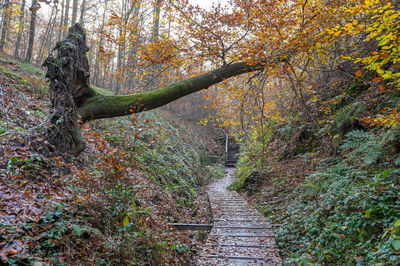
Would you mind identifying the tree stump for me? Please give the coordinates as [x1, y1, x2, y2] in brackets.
[44, 23, 93, 156]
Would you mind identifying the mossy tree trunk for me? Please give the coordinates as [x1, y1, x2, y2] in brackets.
[44, 24, 263, 156]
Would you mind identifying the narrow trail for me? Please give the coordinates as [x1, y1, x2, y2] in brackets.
[194, 168, 282, 265]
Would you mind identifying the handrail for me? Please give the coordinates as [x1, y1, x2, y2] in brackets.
[218, 128, 228, 161]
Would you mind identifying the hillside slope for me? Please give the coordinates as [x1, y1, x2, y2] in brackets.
[231, 70, 400, 264]
[0, 54, 223, 265]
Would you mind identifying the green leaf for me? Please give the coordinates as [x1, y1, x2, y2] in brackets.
[391, 239, 400, 251]
[395, 220, 400, 227]
[123, 216, 129, 227]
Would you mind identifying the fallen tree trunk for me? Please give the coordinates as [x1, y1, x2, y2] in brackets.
[44, 24, 264, 156]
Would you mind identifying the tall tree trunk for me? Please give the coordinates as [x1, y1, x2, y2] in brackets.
[0, 1, 11, 53]
[38, 6, 55, 61]
[93, 1, 107, 87]
[14, 0, 26, 58]
[58, 0, 65, 42]
[71, 0, 78, 25]
[114, 26, 124, 94]
[24, 0, 38, 63]
[46, 12, 57, 57]
[79, 0, 85, 24]
[145, 0, 161, 90]
[127, 3, 141, 91]
[115, 0, 135, 95]
[63, 0, 70, 38]
[151, 0, 160, 42]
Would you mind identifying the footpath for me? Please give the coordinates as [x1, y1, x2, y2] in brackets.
[194, 168, 282, 265]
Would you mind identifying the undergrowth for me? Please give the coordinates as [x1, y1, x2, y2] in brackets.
[276, 129, 400, 264]
[0, 55, 222, 264]
[234, 127, 400, 264]
[232, 82, 400, 263]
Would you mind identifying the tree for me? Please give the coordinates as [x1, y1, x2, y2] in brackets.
[79, 0, 85, 24]
[114, 0, 139, 94]
[62, 0, 70, 38]
[24, 0, 38, 63]
[71, 0, 78, 25]
[44, 24, 263, 155]
[43, 0, 395, 157]
[14, 0, 26, 59]
[57, 0, 65, 42]
[0, 0, 11, 53]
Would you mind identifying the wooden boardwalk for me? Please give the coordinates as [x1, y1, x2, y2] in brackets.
[194, 168, 281, 265]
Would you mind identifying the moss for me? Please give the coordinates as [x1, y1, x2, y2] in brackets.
[76, 23, 86, 34]
[60, 44, 73, 50]
[67, 32, 82, 40]
[18, 63, 45, 76]
[80, 81, 194, 120]
[80, 61, 262, 121]
[90, 85, 114, 96]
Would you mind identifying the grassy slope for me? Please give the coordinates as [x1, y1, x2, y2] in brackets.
[0, 55, 223, 265]
[231, 76, 400, 264]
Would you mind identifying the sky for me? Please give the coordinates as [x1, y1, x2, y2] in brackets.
[191, 0, 229, 9]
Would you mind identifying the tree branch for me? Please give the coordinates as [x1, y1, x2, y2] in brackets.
[79, 61, 263, 121]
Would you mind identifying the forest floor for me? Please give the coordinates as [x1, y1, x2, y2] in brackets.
[0, 54, 225, 264]
[195, 168, 281, 265]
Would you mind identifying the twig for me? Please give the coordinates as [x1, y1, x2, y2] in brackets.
[0, 84, 10, 122]
[0, 118, 48, 138]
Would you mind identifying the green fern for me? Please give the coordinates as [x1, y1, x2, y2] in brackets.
[340, 130, 398, 166]
[341, 130, 380, 165]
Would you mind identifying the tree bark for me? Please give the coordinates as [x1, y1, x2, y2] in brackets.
[44, 24, 263, 156]
[71, 0, 78, 25]
[126, 3, 141, 90]
[114, 0, 137, 95]
[0, 1, 11, 53]
[14, 0, 26, 58]
[47, 11, 58, 57]
[93, 0, 108, 87]
[58, 0, 65, 42]
[63, 0, 70, 38]
[79, 0, 85, 24]
[38, 6, 55, 61]
[78, 62, 261, 121]
[24, 0, 38, 63]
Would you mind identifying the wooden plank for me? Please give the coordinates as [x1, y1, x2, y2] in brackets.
[214, 225, 272, 229]
[204, 244, 272, 248]
[170, 223, 213, 231]
[212, 234, 274, 237]
[213, 219, 268, 222]
[202, 255, 265, 260]
[200, 254, 280, 262]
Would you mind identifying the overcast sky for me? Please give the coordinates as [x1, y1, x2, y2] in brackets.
[192, 0, 229, 9]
